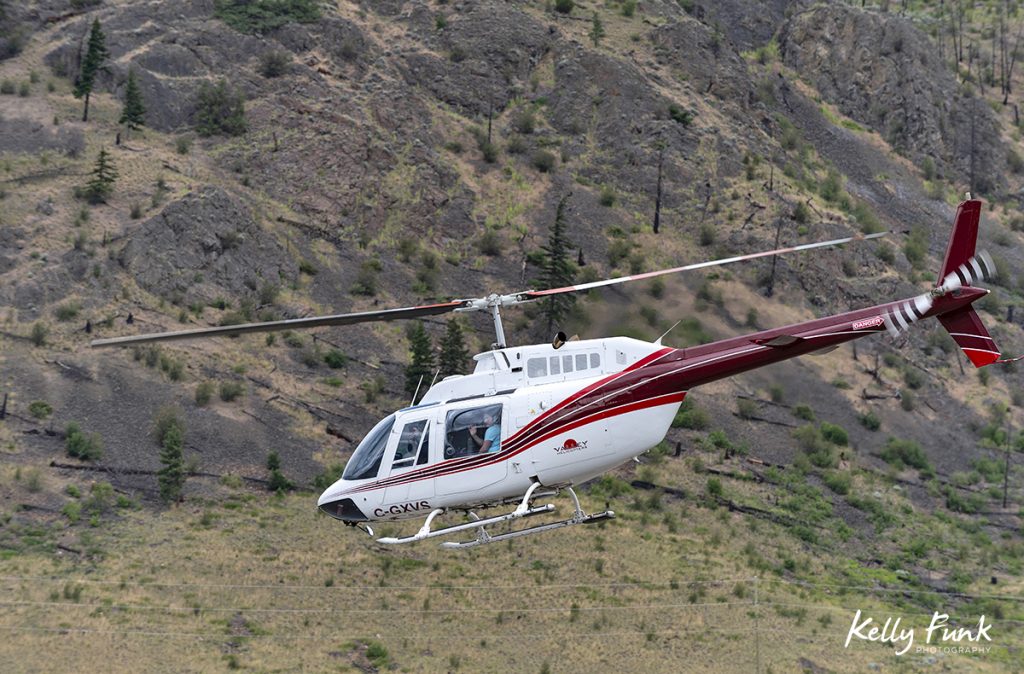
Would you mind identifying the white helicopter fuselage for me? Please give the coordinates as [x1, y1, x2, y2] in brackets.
[317, 337, 682, 522]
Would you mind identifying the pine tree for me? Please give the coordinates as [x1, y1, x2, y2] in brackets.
[438, 318, 470, 378]
[540, 194, 576, 334]
[83, 148, 117, 204]
[73, 19, 109, 122]
[157, 419, 186, 503]
[404, 321, 435, 401]
[119, 68, 146, 133]
[589, 12, 605, 46]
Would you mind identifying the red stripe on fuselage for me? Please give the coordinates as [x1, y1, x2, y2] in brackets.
[343, 391, 686, 494]
[337, 347, 676, 495]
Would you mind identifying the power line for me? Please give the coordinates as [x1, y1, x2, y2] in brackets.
[4, 574, 1022, 603]
[0, 599, 758, 615]
[0, 575, 754, 592]
[0, 624, 823, 642]
[6, 597, 1022, 625]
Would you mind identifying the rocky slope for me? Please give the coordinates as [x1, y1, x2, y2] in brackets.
[2, 4, 1024, 669]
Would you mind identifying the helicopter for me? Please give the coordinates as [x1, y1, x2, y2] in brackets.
[91, 198, 1001, 548]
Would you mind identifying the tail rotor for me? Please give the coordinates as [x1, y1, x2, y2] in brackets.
[882, 250, 995, 338]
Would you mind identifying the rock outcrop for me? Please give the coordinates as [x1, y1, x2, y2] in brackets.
[779, 4, 1006, 193]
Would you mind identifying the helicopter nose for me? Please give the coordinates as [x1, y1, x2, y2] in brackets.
[317, 481, 370, 522]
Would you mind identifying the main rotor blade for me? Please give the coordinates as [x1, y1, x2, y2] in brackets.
[89, 301, 468, 348]
[517, 231, 888, 300]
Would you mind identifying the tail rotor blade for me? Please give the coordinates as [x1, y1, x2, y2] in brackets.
[937, 249, 995, 295]
[883, 292, 934, 338]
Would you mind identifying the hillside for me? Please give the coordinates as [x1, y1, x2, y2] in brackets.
[2, 0, 1024, 671]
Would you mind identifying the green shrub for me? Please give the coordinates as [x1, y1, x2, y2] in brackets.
[65, 422, 103, 461]
[54, 299, 79, 319]
[903, 367, 925, 390]
[672, 398, 709, 430]
[62, 501, 82, 523]
[30, 322, 48, 346]
[513, 109, 535, 134]
[792, 425, 836, 468]
[531, 149, 556, 173]
[823, 470, 852, 495]
[820, 422, 848, 446]
[219, 381, 245, 402]
[668, 104, 694, 126]
[214, 0, 320, 34]
[195, 381, 214, 406]
[792, 201, 809, 224]
[195, 79, 246, 137]
[0, 79, 13, 95]
[28, 401, 53, 419]
[313, 464, 345, 489]
[706, 477, 723, 498]
[903, 227, 928, 270]
[819, 169, 844, 203]
[365, 641, 390, 669]
[858, 410, 880, 431]
[899, 388, 915, 411]
[554, 0, 574, 13]
[1009, 148, 1024, 174]
[479, 229, 502, 256]
[880, 437, 930, 470]
[599, 185, 616, 207]
[324, 349, 348, 369]
[506, 135, 527, 154]
[258, 50, 290, 78]
[737, 398, 758, 420]
[921, 157, 936, 180]
[351, 259, 380, 296]
[793, 404, 815, 421]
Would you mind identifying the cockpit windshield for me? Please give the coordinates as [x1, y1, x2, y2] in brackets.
[342, 414, 396, 481]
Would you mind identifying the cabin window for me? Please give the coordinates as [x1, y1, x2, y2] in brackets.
[343, 414, 395, 480]
[562, 355, 573, 373]
[392, 420, 428, 470]
[444, 404, 503, 459]
[416, 428, 430, 465]
[576, 354, 587, 371]
[527, 357, 547, 378]
[590, 353, 600, 369]
[549, 356, 561, 375]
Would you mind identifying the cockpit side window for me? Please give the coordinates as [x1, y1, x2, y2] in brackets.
[444, 404, 503, 459]
[392, 420, 427, 471]
[342, 415, 395, 480]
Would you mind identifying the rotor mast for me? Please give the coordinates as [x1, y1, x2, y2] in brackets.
[458, 294, 525, 349]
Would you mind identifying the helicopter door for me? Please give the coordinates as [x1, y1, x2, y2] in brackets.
[436, 401, 508, 497]
[383, 415, 436, 505]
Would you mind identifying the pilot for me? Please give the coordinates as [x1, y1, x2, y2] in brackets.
[469, 413, 501, 454]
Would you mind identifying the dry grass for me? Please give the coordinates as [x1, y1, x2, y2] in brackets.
[1, 456, 1021, 673]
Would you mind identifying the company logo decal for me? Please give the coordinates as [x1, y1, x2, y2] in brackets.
[852, 316, 884, 330]
[554, 438, 588, 454]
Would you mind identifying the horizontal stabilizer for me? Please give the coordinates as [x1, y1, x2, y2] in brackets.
[938, 307, 1000, 368]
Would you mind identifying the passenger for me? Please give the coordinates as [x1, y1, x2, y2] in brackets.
[469, 414, 500, 454]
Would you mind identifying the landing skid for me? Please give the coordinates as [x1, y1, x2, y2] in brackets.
[376, 482, 614, 548]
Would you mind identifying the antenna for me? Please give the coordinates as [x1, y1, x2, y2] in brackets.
[410, 374, 424, 407]
[655, 319, 683, 346]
